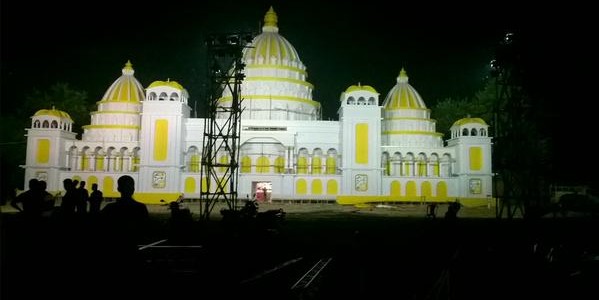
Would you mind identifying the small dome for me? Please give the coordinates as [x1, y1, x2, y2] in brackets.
[382, 68, 426, 109]
[345, 84, 378, 94]
[243, 7, 303, 66]
[100, 60, 144, 103]
[452, 117, 488, 127]
[148, 80, 185, 90]
[34, 107, 72, 121]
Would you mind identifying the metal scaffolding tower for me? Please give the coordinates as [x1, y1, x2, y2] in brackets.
[199, 32, 254, 221]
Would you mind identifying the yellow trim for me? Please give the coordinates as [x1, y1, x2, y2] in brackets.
[384, 107, 430, 112]
[81, 154, 88, 171]
[433, 162, 440, 176]
[190, 154, 200, 172]
[103, 177, 116, 198]
[95, 156, 105, 171]
[403, 162, 411, 176]
[148, 80, 184, 90]
[297, 157, 308, 174]
[246, 64, 306, 75]
[274, 156, 285, 174]
[201, 177, 208, 193]
[264, 6, 278, 27]
[384, 117, 436, 122]
[469, 147, 483, 171]
[422, 181, 432, 198]
[184, 177, 196, 193]
[132, 156, 139, 172]
[241, 156, 251, 173]
[102, 79, 142, 103]
[406, 181, 417, 197]
[312, 179, 322, 195]
[153, 119, 168, 161]
[82, 125, 140, 129]
[296, 179, 307, 195]
[219, 155, 229, 172]
[453, 117, 488, 126]
[34, 108, 73, 121]
[256, 156, 270, 173]
[36, 139, 50, 164]
[312, 156, 322, 174]
[87, 176, 98, 193]
[244, 77, 314, 89]
[391, 181, 401, 196]
[437, 181, 448, 198]
[326, 157, 336, 174]
[218, 95, 320, 107]
[345, 84, 378, 94]
[135, 193, 181, 204]
[382, 130, 443, 137]
[91, 110, 139, 115]
[355, 123, 369, 164]
[326, 179, 338, 195]
[418, 160, 427, 176]
[337, 195, 492, 207]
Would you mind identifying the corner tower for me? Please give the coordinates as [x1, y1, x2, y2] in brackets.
[339, 84, 382, 196]
[23, 108, 76, 192]
[447, 118, 493, 199]
[138, 80, 190, 202]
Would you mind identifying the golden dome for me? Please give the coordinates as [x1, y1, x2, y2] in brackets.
[243, 7, 303, 66]
[100, 60, 144, 102]
[148, 80, 184, 90]
[34, 107, 72, 121]
[345, 84, 378, 93]
[452, 117, 488, 126]
[382, 68, 426, 110]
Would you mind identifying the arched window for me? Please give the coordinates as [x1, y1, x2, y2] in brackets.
[471, 128, 478, 136]
[357, 97, 366, 105]
[148, 92, 157, 101]
[51, 120, 58, 128]
[480, 128, 486, 136]
[33, 120, 40, 128]
[42, 120, 49, 128]
[159, 92, 168, 101]
[347, 97, 355, 105]
[170, 92, 179, 101]
[368, 97, 376, 105]
[462, 128, 469, 136]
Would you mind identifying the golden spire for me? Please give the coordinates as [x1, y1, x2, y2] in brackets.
[124, 60, 133, 70]
[264, 6, 278, 27]
[397, 67, 409, 83]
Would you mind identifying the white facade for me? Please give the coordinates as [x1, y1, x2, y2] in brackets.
[22, 8, 493, 206]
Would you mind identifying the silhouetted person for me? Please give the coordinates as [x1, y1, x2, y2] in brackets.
[60, 178, 77, 216]
[76, 180, 89, 215]
[426, 203, 438, 219]
[444, 200, 462, 220]
[38, 180, 55, 215]
[89, 183, 103, 215]
[11, 179, 43, 217]
[99, 175, 149, 294]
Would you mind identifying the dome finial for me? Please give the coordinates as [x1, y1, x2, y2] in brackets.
[122, 60, 135, 75]
[397, 67, 409, 83]
[264, 6, 278, 28]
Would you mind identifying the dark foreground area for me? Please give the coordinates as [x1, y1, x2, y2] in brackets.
[2, 211, 598, 299]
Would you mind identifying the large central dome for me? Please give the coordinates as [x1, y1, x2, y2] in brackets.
[219, 7, 320, 121]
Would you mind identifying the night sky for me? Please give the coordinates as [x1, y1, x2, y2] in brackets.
[2, 0, 597, 185]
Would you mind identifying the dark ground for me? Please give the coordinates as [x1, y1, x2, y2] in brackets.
[2, 210, 598, 299]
